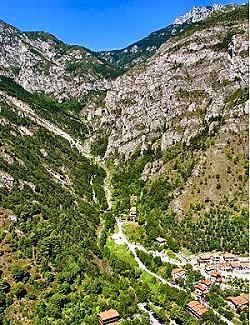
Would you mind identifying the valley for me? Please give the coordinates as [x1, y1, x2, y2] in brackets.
[0, 3, 249, 324]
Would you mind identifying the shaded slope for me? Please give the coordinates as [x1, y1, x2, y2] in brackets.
[0, 21, 118, 100]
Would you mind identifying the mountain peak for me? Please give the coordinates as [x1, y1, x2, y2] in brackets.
[174, 4, 224, 25]
[0, 19, 19, 33]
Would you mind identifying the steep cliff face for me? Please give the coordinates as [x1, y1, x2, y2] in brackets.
[86, 6, 249, 160]
[0, 21, 116, 100]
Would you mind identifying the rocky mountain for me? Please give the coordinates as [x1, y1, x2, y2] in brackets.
[0, 20, 119, 100]
[87, 5, 249, 159]
[174, 4, 224, 24]
[85, 4, 249, 218]
[96, 4, 229, 71]
[0, 4, 249, 324]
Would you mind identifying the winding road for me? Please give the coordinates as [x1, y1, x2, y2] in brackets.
[7, 93, 234, 325]
[116, 218, 185, 291]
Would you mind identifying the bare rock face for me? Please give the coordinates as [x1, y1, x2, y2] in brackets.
[86, 12, 249, 159]
[0, 6, 248, 163]
[141, 160, 164, 181]
[0, 21, 111, 100]
[174, 5, 224, 25]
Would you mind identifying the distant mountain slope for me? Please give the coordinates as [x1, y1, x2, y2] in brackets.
[0, 21, 119, 100]
[86, 4, 249, 221]
[96, 5, 231, 71]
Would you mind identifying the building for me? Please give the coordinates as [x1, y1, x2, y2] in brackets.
[218, 263, 232, 271]
[129, 207, 137, 220]
[205, 264, 215, 272]
[187, 301, 209, 319]
[230, 261, 241, 270]
[198, 254, 211, 264]
[212, 255, 221, 263]
[171, 268, 186, 282]
[240, 261, 249, 270]
[223, 253, 239, 262]
[209, 271, 222, 283]
[155, 237, 166, 246]
[227, 294, 249, 312]
[98, 309, 120, 325]
[194, 283, 209, 296]
[200, 279, 213, 288]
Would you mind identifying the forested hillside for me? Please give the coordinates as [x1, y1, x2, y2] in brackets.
[0, 3, 248, 325]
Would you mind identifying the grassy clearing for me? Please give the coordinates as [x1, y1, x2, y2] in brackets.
[123, 223, 146, 243]
[106, 239, 139, 269]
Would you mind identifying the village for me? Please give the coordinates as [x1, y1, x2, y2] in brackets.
[171, 251, 249, 320]
[97, 247, 249, 324]
[97, 200, 249, 325]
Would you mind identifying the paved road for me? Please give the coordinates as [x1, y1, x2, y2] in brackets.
[138, 303, 162, 325]
[116, 219, 185, 291]
[141, 247, 186, 266]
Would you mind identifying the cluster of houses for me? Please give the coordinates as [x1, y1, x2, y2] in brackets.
[171, 267, 222, 289]
[98, 293, 249, 323]
[171, 265, 249, 320]
[186, 294, 249, 320]
[198, 253, 249, 272]
[98, 252, 249, 323]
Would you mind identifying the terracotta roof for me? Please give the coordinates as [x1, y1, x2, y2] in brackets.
[200, 279, 212, 287]
[172, 268, 183, 274]
[230, 261, 241, 268]
[205, 264, 215, 270]
[187, 301, 209, 316]
[199, 254, 211, 260]
[194, 284, 208, 292]
[209, 271, 221, 277]
[99, 309, 120, 321]
[227, 295, 249, 307]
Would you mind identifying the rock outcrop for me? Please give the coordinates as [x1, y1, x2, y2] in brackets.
[86, 6, 249, 159]
[0, 21, 113, 100]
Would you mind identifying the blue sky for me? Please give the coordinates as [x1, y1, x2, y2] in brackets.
[1, 0, 245, 51]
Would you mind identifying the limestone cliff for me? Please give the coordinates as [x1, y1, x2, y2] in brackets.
[85, 6, 249, 160]
[0, 21, 115, 100]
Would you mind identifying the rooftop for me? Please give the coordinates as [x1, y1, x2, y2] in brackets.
[99, 309, 120, 321]
[227, 294, 249, 307]
[156, 237, 166, 243]
[194, 283, 208, 292]
[200, 279, 212, 287]
[199, 254, 211, 260]
[187, 301, 209, 316]
[223, 253, 237, 259]
[171, 268, 184, 274]
[209, 271, 221, 277]
[230, 261, 241, 268]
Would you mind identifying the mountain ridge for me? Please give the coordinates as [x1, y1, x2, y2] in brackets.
[0, 3, 249, 324]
